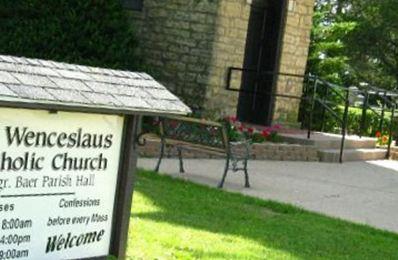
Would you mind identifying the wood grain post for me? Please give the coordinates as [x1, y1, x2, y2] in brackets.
[109, 115, 139, 259]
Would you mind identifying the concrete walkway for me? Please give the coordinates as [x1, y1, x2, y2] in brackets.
[138, 158, 398, 233]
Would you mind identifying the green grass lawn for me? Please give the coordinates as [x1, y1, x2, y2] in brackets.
[127, 169, 398, 259]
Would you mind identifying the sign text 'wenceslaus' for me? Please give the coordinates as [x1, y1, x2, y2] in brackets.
[0, 107, 123, 259]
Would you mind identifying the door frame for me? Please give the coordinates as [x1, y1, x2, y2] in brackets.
[236, 0, 289, 126]
[266, 0, 289, 124]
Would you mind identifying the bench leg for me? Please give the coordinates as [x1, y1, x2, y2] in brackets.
[177, 147, 185, 173]
[243, 159, 250, 188]
[154, 140, 165, 172]
[218, 156, 230, 188]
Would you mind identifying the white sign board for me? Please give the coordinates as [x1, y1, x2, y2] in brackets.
[0, 107, 124, 259]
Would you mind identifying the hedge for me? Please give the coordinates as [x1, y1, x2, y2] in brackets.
[312, 105, 397, 137]
[0, 0, 140, 70]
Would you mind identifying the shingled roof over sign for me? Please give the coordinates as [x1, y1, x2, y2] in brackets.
[0, 55, 191, 115]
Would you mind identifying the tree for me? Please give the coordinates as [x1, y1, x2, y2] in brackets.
[345, 0, 398, 90]
[308, 0, 398, 90]
[0, 0, 141, 71]
[307, 0, 356, 85]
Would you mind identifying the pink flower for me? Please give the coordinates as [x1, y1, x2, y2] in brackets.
[247, 127, 254, 134]
[238, 126, 244, 132]
[229, 116, 237, 123]
[273, 124, 282, 130]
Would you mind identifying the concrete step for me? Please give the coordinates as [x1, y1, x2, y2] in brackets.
[390, 147, 398, 160]
[281, 132, 376, 149]
[319, 148, 387, 162]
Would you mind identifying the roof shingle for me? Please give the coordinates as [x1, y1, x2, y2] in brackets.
[0, 55, 191, 115]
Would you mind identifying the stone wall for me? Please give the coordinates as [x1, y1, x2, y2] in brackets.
[138, 139, 319, 161]
[130, 0, 248, 117]
[130, 0, 315, 124]
[202, 1, 250, 118]
[272, 0, 315, 125]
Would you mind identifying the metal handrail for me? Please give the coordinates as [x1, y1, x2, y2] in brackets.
[305, 79, 349, 163]
[225, 67, 398, 162]
[308, 80, 398, 160]
[315, 99, 344, 124]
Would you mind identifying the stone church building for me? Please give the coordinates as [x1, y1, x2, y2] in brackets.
[126, 0, 314, 126]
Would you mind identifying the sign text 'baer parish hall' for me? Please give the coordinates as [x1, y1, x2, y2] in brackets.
[0, 108, 123, 259]
[0, 55, 190, 259]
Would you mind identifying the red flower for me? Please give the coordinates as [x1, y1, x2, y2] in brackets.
[261, 130, 270, 137]
[238, 126, 244, 132]
[229, 116, 237, 123]
[247, 127, 254, 134]
[263, 127, 271, 132]
[273, 124, 282, 130]
[375, 131, 382, 138]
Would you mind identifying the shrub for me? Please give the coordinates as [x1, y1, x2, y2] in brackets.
[0, 0, 141, 70]
[308, 105, 397, 138]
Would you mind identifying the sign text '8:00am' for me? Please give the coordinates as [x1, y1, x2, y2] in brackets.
[0, 107, 123, 259]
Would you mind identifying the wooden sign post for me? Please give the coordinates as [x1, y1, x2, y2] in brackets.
[0, 55, 190, 259]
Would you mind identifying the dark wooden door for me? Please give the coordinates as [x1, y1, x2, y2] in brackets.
[237, 0, 285, 125]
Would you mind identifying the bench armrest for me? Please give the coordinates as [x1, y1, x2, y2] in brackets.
[229, 140, 251, 159]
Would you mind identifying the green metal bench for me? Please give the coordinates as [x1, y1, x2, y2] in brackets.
[153, 116, 250, 188]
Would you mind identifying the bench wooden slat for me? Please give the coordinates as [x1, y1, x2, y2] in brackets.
[165, 115, 223, 127]
[164, 139, 227, 154]
[159, 117, 229, 151]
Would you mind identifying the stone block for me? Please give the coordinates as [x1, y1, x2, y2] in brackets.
[131, 0, 314, 121]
